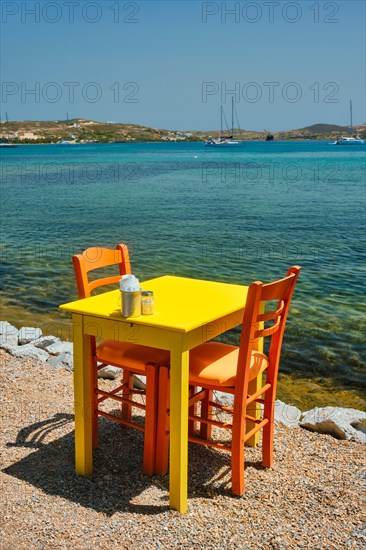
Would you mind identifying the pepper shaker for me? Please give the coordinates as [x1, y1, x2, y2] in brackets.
[141, 291, 154, 315]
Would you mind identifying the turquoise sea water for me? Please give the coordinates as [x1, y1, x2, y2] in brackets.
[1, 141, 365, 407]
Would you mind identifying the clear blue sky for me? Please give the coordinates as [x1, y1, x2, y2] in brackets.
[1, 0, 365, 131]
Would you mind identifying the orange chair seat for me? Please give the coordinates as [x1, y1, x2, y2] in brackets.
[96, 340, 170, 374]
[189, 342, 269, 387]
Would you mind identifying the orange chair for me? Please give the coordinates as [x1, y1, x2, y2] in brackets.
[155, 266, 301, 495]
[72, 244, 169, 475]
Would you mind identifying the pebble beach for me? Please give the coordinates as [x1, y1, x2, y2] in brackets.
[1, 348, 364, 549]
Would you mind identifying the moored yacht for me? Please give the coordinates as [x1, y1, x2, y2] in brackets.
[333, 101, 365, 144]
[0, 140, 17, 147]
[205, 98, 242, 147]
[334, 135, 364, 145]
[205, 136, 241, 147]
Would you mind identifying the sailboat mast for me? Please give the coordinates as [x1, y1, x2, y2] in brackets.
[350, 100, 353, 133]
[231, 97, 234, 137]
[6, 112, 9, 140]
[220, 106, 223, 137]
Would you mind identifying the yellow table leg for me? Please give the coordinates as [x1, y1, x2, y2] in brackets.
[72, 314, 93, 475]
[169, 343, 189, 513]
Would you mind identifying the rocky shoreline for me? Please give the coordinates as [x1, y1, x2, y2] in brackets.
[1, 319, 365, 548]
[1, 320, 365, 445]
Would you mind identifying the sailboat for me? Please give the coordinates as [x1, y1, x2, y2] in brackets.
[333, 101, 364, 144]
[57, 112, 78, 145]
[205, 98, 242, 147]
[0, 113, 17, 147]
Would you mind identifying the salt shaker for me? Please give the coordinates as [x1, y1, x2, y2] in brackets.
[141, 291, 154, 315]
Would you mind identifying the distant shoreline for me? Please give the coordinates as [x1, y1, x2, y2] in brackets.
[2, 118, 365, 145]
[1, 138, 361, 146]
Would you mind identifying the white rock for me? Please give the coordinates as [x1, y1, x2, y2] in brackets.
[7, 342, 49, 362]
[98, 365, 121, 380]
[275, 400, 301, 427]
[47, 351, 73, 371]
[0, 321, 19, 347]
[60, 352, 73, 371]
[215, 391, 234, 408]
[300, 407, 366, 444]
[46, 341, 73, 355]
[133, 374, 146, 389]
[0, 341, 16, 354]
[34, 335, 61, 351]
[18, 326, 42, 345]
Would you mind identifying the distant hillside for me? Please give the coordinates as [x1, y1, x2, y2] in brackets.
[276, 122, 366, 140]
[1, 118, 365, 143]
[0, 119, 200, 144]
[299, 123, 349, 134]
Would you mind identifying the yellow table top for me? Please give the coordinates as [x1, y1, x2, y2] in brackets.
[60, 275, 248, 333]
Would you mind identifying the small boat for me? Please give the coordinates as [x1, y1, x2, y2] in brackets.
[0, 140, 17, 148]
[56, 114, 78, 145]
[333, 135, 364, 145]
[205, 98, 242, 147]
[205, 136, 241, 147]
[333, 101, 364, 145]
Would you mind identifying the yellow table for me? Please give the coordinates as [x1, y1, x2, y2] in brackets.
[60, 275, 255, 513]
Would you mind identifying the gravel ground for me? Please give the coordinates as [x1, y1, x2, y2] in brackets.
[1, 348, 365, 549]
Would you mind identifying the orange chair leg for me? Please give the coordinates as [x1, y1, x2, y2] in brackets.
[143, 364, 159, 475]
[262, 396, 275, 468]
[199, 389, 213, 440]
[155, 365, 170, 476]
[231, 407, 245, 496]
[121, 370, 133, 421]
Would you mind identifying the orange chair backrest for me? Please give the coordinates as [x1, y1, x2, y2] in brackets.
[235, 265, 301, 400]
[72, 244, 131, 299]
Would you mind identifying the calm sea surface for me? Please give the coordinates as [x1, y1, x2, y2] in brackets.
[1, 141, 365, 410]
